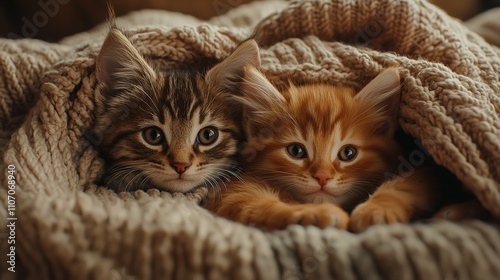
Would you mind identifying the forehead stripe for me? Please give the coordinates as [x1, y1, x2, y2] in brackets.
[164, 102, 175, 120]
[188, 101, 201, 120]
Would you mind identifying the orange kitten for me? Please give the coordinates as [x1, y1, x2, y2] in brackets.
[206, 66, 458, 231]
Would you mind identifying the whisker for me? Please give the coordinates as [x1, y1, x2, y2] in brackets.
[124, 171, 144, 191]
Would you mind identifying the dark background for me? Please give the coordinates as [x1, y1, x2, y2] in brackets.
[0, 0, 499, 42]
[0, 0, 255, 41]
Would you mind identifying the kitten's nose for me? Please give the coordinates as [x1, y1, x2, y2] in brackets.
[314, 173, 332, 187]
[171, 162, 191, 174]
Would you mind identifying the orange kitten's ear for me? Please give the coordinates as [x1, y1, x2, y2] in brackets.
[205, 39, 261, 92]
[355, 67, 401, 134]
[96, 27, 157, 94]
[237, 66, 286, 136]
[240, 66, 285, 111]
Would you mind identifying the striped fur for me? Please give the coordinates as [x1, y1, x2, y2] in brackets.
[238, 67, 402, 210]
[93, 29, 259, 192]
[207, 67, 454, 230]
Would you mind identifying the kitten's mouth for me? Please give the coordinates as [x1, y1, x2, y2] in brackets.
[161, 174, 199, 186]
[155, 176, 201, 193]
[312, 190, 335, 196]
[171, 175, 195, 182]
[308, 187, 343, 197]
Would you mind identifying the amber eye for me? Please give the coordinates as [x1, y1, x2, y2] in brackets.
[197, 127, 219, 145]
[338, 146, 357, 161]
[286, 144, 307, 159]
[142, 127, 163, 145]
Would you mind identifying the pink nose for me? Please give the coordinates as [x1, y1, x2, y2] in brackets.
[171, 162, 191, 174]
[314, 173, 332, 187]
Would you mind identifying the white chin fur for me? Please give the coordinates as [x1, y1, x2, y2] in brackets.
[306, 193, 339, 204]
[151, 176, 202, 193]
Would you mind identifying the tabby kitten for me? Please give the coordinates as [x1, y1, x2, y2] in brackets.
[206, 66, 452, 231]
[92, 28, 260, 193]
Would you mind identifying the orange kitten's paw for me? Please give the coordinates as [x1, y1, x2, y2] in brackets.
[264, 204, 349, 230]
[291, 204, 349, 229]
[349, 200, 410, 233]
[433, 200, 490, 221]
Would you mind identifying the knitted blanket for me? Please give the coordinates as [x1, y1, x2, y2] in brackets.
[1, 0, 500, 279]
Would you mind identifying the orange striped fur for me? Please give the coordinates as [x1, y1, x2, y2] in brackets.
[206, 67, 459, 231]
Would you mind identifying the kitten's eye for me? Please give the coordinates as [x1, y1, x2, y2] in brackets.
[197, 127, 219, 145]
[286, 144, 307, 159]
[142, 127, 163, 145]
[338, 146, 357, 161]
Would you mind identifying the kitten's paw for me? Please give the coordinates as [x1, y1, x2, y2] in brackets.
[289, 204, 349, 229]
[349, 200, 410, 233]
[433, 200, 490, 221]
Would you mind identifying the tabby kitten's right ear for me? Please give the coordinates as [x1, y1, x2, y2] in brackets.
[95, 27, 157, 101]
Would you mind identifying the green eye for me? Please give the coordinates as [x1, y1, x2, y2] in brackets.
[286, 144, 307, 159]
[197, 127, 219, 145]
[143, 127, 163, 145]
[338, 146, 357, 161]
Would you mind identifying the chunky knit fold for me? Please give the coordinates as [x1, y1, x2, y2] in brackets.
[1, 1, 499, 279]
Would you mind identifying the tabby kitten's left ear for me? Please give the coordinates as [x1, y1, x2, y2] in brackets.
[95, 27, 157, 99]
[205, 39, 261, 93]
[355, 67, 401, 135]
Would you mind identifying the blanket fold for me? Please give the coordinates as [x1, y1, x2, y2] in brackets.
[1, 1, 499, 279]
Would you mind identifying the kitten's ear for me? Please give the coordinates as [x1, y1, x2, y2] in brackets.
[240, 66, 285, 111]
[96, 28, 157, 93]
[205, 39, 261, 92]
[355, 68, 401, 133]
[238, 66, 286, 136]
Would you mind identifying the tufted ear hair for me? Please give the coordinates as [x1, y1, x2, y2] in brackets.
[205, 39, 261, 93]
[355, 67, 401, 134]
[240, 66, 285, 114]
[95, 27, 157, 96]
[232, 66, 287, 138]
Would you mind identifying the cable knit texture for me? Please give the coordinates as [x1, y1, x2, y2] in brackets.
[1, 1, 499, 279]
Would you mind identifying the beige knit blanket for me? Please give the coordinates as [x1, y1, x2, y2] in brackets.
[1, 0, 500, 279]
